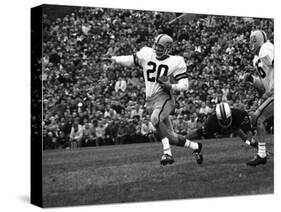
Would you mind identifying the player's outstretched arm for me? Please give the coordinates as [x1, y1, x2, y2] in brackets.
[100, 55, 135, 67]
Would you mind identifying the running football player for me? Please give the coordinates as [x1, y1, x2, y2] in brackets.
[103, 34, 203, 165]
[243, 30, 274, 166]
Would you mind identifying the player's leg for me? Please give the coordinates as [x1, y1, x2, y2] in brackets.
[150, 95, 175, 165]
[234, 128, 257, 147]
[163, 117, 199, 150]
[151, 114, 174, 165]
[163, 117, 203, 164]
[234, 112, 257, 147]
[185, 128, 203, 140]
[247, 97, 273, 166]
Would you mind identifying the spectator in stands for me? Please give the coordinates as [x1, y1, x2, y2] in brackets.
[127, 119, 137, 142]
[42, 7, 273, 149]
[116, 119, 128, 144]
[95, 120, 106, 146]
[141, 119, 157, 142]
[174, 114, 188, 135]
[69, 120, 83, 149]
[43, 130, 55, 150]
[82, 122, 95, 147]
[198, 101, 213, 115]
[115, 76, 127, 92]
[130, 104, 144, 119]
[104, 118, 118, 145]
[104, 104, 118, 119]
[58, 131, 68, 149]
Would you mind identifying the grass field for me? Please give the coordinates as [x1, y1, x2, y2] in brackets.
[42, 135, 274, 207]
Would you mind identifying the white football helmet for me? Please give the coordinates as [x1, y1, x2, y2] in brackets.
[216, 102, 232, 128]
[250, 30, 267, 51]
[153, 34, 173, 58]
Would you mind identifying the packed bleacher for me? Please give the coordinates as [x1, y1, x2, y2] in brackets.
[42, 7, 273, 149]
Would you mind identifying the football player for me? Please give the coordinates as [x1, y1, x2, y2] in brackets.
[186, 102, 257, 149]
[243, 30, 274, 166]
[103, 34, 203, 165]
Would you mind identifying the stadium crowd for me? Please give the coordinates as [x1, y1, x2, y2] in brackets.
[42, 7, 274, 150]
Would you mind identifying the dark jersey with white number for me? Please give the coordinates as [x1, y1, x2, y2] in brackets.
[202, 108, 251, 138]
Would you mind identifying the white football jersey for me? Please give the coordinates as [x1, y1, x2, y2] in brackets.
[135, 47, 187, 98]
[253, 41, 274, 93]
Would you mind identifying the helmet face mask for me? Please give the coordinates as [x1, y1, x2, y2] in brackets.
[216, 103, 232, 128]
[153, 43, 166, 57]
[153, 34, 173, 58]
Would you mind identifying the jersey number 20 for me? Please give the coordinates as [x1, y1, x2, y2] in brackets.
[146, 61, 168, 82]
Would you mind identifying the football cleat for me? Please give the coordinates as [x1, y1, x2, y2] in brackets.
[192, 142, 203, 164]
[246, 155, 267, 166]
[160, 154, 175, 166]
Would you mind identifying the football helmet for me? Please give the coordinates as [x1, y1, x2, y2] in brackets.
[153, 34, 173, 58]
[216, 102, 232, 128]
[250, 30, 267, 51]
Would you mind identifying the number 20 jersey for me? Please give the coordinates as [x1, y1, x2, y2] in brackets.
[253, 41, 274, 93]
[134, 47, 188, 98]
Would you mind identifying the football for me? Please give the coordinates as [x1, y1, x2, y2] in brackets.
[157, 75, 169, 84]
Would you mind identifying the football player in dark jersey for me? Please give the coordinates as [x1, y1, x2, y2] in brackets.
[186, 102, 257, 153]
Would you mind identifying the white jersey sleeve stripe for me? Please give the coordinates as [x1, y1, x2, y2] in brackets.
[133, 54, 141, 67]
[175, 72, 188, 81]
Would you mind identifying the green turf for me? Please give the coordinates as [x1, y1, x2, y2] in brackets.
[42, 136, 274, 207]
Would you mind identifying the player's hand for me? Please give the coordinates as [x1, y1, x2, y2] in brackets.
[157, 76, 172, 90]
[243, 73, 254, 83]
[262, 88, 273, 99]
[100, 55, 117, 63]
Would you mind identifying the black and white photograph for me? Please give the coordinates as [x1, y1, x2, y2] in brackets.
[3, 0, 281, 211]
[30, 3, 275, 208]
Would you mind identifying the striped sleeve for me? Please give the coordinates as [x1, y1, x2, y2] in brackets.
[133, 54, 141, 67]
[260, 42, 274, 67]
[174, 72, 188, 81]
[173, 57, 188, 81]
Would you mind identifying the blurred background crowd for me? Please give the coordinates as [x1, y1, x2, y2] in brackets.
[41, 6, 274, 150]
